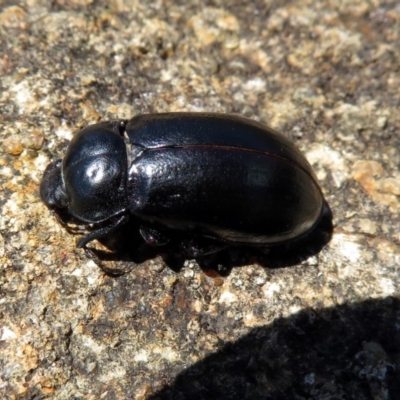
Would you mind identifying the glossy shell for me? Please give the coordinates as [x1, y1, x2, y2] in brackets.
[125, 113, 323, 245]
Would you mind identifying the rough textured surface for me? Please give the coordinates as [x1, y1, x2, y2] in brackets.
[0, 1, 399, 399]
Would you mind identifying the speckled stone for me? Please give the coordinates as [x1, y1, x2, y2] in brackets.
[1, 1, 399, 399]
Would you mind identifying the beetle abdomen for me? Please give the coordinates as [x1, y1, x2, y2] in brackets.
[127, 145, 323, 245]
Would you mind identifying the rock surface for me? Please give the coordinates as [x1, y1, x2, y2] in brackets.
[0, 1, 399, 399]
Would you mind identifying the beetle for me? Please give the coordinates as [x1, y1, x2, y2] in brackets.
[40, 112, 325, 259]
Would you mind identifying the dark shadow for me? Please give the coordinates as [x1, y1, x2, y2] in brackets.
[150, 297, 400, 400]
[83, 201, 333, 276]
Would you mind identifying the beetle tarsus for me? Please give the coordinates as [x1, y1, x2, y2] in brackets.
[83, 247, 132, 276]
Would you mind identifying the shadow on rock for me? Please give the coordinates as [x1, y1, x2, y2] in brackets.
[150, 297, 400, 400]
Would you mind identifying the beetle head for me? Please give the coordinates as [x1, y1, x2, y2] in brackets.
[41, 122, 128, 224]
[40, 159, 69, 209]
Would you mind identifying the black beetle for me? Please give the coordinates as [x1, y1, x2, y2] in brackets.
[40, 113, 324, 258]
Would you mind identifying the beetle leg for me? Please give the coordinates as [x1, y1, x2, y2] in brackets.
[181, 237, 227, 257]
[83, 247, 133, 276]
[77, 214, 129, 248]
[139, 225, 169, 246]
[53, 211, 88, 234]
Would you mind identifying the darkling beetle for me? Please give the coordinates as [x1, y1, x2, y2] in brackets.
[40, 112, 325, 263]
